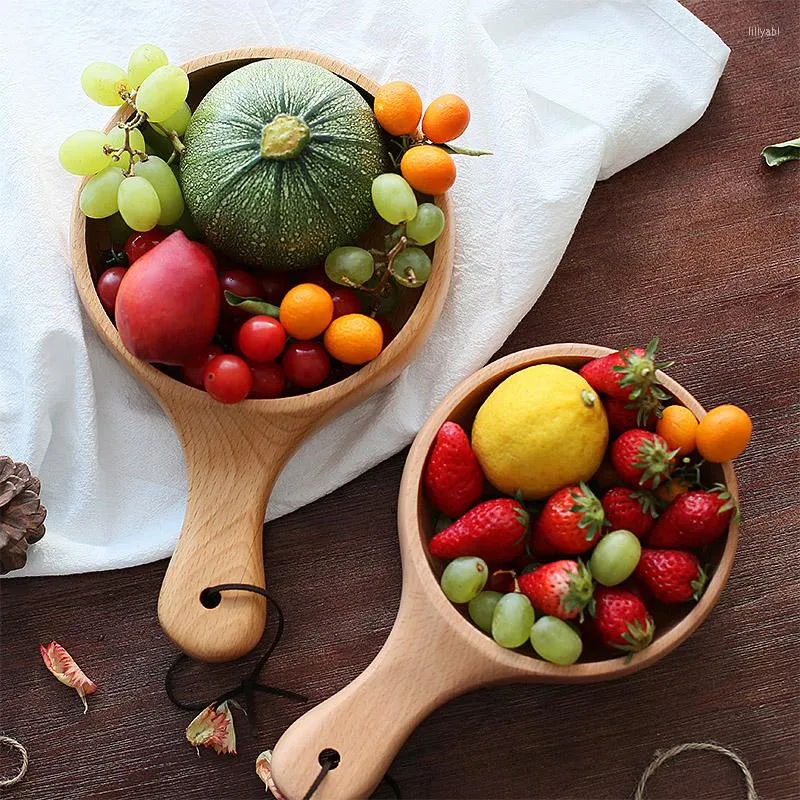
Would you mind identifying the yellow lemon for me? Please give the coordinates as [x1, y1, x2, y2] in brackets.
[471, 364, 608, 499]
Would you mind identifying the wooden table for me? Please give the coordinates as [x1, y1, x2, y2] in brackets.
[2, 3, 798, 798]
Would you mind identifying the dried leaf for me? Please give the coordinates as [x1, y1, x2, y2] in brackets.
[39, 641, 98, 714]
[761, 136, 800, 167]
[186, 702, 237, 756]
[256, 750, 286, 798]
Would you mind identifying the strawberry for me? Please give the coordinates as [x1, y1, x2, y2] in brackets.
[429, 498, 528, 563]
[635, 549, 707, 603]
[611, 429, 677, 489]
[424, 421, 485, 518]
[533, 483, 606, 554]
[604, 396, 656, 435]
[579, 338, 672, 424]
[518, 560, 594, 620]
[647, 485, 735, 548]
[601, 486, 659, 539]
[592, 587, 654, 654]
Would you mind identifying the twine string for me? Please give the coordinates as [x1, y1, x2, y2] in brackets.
[165, 585, 307, 717]
[635, 742, 758, 800]
[0, 735, 28, 789]
[301, 750, 401, 800]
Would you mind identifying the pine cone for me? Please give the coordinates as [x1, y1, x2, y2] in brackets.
[0, 456, 46, 574]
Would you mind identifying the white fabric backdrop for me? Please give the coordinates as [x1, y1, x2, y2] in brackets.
[0, 0, 728, 576]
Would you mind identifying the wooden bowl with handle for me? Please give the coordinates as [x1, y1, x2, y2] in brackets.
[70, 47, 454, 663]
[270, 343, 739, 800]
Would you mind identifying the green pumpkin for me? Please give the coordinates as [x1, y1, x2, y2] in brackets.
[179, 58, 389, 270]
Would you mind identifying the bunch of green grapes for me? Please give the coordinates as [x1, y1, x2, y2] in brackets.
[322, 174, 445, 300]
[59, 44, 192, 232]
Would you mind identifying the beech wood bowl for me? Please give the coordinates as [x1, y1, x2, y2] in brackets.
[270, 344, 739, 800]
[70, 47, 454, 662]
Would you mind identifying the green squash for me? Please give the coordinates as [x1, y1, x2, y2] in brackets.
[179, 58, 389, 270]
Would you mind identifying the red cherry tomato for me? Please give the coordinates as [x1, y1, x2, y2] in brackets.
[97, 267, 127, 314]
[219, 270, 264, 318]
[203, 354, 253, 404]
[249, 361, 286, 399]
[330, 287, 363, 319]
[124, 228, 167, 264]
[181, 344, 224, 389]
[282, 341, 331, 389]
[237, 316, 286, 363]
[258, 272, 294, 305]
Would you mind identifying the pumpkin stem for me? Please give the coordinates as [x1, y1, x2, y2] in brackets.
[260, 114, 311, 160]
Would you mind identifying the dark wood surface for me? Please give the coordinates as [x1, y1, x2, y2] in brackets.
[2, 3, 798, 798]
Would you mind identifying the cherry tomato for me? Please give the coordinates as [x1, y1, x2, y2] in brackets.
[219, 270, 263, 317]
[203, 354, 253, 404]
[237, 316, 286, 363]
[249, 361, 286, 399]
[181, 344, 224, 389]
[124, 228, 167, 264]
[258, 272, 294, 305]
[330, 287, 363, 319]
[282, 341, 331, 389]
[96, 267, 127, 314]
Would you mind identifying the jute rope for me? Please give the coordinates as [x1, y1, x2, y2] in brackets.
[0, 735, 28, 789]
[634, 742, 758, 800]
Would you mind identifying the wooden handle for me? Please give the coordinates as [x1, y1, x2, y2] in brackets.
[270, 576, 502, 799]
[157, 404, 303, 662]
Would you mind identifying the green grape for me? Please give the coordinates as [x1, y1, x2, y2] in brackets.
[135, 65, 190, 122]
[530, 617, 583, 665]
[59, 130, 111, 175]
[589, 530, 641, 586]
[117, 176, 161, 231]
[406, 203, 445, 245]
[440, 557, 488, 604]
[81, 62, 131, 106]
[107, 127, 147, 171]
[107, 213, 134, 245]
[491, 593, 535, 649]
[468, 591, 502, 633]
[128, 44, 168, 88]
[79, 166, 125, 219]
[132, 156, 184, 225]
[154, 102, 192, 136]
[390, 247, 432, 288]
[325, 247, 375, 286]
[371, 174, 417, 224]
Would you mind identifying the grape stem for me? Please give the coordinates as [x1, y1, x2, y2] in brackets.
[352, 229, 411, 314]
[115, 89, 186, 161]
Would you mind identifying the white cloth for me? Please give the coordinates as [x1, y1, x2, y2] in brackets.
[1, 0, 728, 576]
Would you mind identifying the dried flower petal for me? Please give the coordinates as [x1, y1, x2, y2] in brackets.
[186, 702, 237, 756]
[39, 641, 98, 714]
[256, 750, 286, 799]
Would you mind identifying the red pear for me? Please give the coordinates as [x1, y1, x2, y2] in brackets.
[115, 231, 220, 365]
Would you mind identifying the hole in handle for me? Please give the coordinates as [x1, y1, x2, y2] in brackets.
[200, 588, 222, 608]
[318, 748, 341, 770]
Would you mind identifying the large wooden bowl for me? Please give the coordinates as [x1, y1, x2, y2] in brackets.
[70, 48, 454, 662]
[270, 344, 739, 799]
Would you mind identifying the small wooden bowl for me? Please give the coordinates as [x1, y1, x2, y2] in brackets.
[70, 47, 454, 662]
[270, 344, 739, 800]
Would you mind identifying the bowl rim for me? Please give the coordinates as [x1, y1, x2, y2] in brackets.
[70, 46, 454, 423]
[397, 343, 739, 683]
